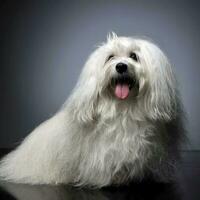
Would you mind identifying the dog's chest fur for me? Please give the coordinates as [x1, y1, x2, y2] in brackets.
[76, 102, 160, 186]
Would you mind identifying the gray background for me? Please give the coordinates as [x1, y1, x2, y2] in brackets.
[0, 0, 200, 150]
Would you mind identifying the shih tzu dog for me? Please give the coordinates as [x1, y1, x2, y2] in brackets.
[0, 33, 185, 188]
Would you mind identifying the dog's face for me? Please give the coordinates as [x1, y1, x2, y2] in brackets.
[103, 36, 143, 100]
[74, 33, 177, 121]
[81, 34, 154, 101]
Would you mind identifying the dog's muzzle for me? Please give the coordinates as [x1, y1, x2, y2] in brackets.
[111, 72, 138, 100]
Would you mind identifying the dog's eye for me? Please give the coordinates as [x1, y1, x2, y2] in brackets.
[107, 55, 114, 61]
[130, 52, 139, 62]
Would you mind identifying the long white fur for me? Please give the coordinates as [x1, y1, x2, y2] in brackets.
[0, 33, 185, 188]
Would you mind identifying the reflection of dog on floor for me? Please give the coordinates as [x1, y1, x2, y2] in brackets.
[0, 33, 185, 188]
[0, 181, 181, 200]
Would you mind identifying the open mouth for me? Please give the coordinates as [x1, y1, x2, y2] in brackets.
[111, 74, 138, 100]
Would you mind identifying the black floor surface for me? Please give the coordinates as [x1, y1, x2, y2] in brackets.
[0, 149, 199, 200]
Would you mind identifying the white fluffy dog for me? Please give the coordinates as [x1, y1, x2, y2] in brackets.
[0, 33, 185, 188]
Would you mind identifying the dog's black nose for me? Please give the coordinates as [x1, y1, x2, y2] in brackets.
[116, 63, 128, 74]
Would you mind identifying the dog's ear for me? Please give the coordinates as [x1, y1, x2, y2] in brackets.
[107, 32, 118, 42]
[141, 41, 178, 121]
[64, 51, 102, 124]
[66, 76, 99, 124]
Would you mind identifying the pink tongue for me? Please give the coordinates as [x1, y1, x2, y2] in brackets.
[115, 84, 130, 99]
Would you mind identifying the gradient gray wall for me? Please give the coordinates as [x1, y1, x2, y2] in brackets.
[1, 0, 200, 150]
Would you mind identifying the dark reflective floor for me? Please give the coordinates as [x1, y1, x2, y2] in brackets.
[0, 149, 199, 200]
